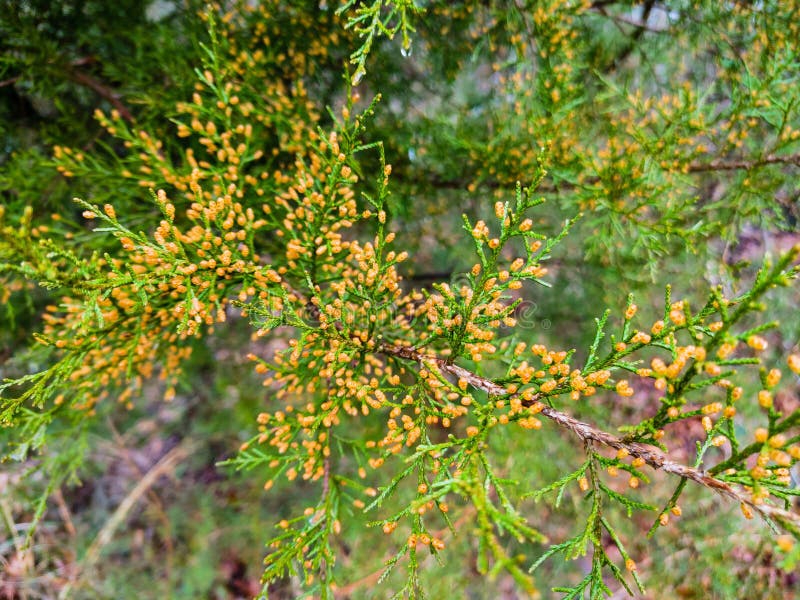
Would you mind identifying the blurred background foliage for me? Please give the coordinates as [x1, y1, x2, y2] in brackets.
[1, 0, 799, 598]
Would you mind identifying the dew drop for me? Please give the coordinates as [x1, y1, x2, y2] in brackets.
[401, 43, 413, 58]
[351, 67, 365, 86]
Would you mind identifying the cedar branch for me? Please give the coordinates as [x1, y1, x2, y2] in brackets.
[379, 343, 800, 528]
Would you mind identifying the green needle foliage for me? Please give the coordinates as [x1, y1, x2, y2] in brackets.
[2, 1, 800, 598]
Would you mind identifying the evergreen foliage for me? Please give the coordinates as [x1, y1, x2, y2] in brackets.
[1, 1, 800, 598]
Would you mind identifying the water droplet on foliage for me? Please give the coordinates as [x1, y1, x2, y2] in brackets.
[401, 43, 413, 58]
[351, 67, 365, 86]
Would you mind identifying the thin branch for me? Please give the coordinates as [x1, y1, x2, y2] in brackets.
[379, 343, 800, 528]
[592, 3, 671, 34]
[106, 417, 175, 581]
[687, 153, 800, 172]
[322, 453, 331, 497]
[0, 497, 26, 557]
[1, 54, 133, 121]
[52, 488, 77, 538]
[57, 440, 197, 600]
[67, 68, 134, 122]
[404, 152, 800, 194]
[0, 75, 21, 88]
